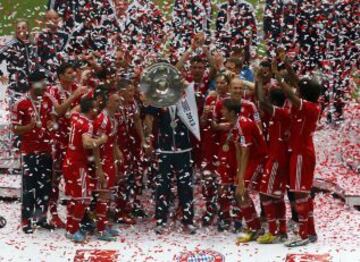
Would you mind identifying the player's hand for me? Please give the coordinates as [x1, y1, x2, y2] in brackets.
[235, 180, 246, 203]
[203, 105, 212, 115]
[142, 141, 153, 156]
[116, 149, 124, 164]
[97, 168, 107, 188]
[100, 134, 108, 144]
[80, 69, 92, 84]
[0, 75, 8, 85]
[27, 120, 36, 130]
[271, 59, 282, 82]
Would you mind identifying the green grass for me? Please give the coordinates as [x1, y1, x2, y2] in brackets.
[0, 0, 47, 36]
[0, 0, 264, 36]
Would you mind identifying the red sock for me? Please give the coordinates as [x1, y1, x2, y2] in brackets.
[275, 198, 287, 234]
[67, 200, 86, 234]
[96, 201, 109, 232]
[240, 199, 260, 231]
[262, 200, 277, 235]
[307, 198, 316, 236]
[296, 197, 310, 239]
[49, 174, 60, 216]
[66, 200, 75, 234]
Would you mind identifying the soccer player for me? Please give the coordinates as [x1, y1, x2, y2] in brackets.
[222, 99, 267, 243]
[200, 73, 230, 226]
[117, 81, 147, 220]
[63, 97, 107, 243]
[255, 69, 291, 244]
[42, 63, 87, 228]
[93, 91, 123, 241]
[272, 62, 321, 247]
[11, 70, 53, 234]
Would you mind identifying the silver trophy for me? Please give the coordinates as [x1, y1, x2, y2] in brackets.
[140, 62, 185, 108]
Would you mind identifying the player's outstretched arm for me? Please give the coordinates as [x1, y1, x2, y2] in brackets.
[82, 133, 108, 149]
[272, 59, 301, 108]
[255, 70, 274, 115]
[235, 144, 249, 202]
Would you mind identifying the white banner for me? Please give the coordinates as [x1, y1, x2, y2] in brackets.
[176, 83, 201, 141]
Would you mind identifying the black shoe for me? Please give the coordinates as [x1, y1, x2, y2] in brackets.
[0, 216, 6, 228]
[132, 208, 148, 218]
[217, 220, 230, 232]
[37, 219, 55, 230]
[233, 220, 243, 233]
[183, 223, 197, 235]
[154, 223, 166, 235]
[81, 220, 96, 234]
[201, 213, 214, 227]
[309, 234, 318, 243]
[22, 224, 34, 234]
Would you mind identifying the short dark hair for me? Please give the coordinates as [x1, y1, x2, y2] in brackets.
[116, 79, 132, 91]
[226, 57, 243, 69]
[94, 84, 109, 100]
[260, 60, 271, 68]
[190, 56, 205, 65]
[29, 70, 46, 83]
[96, 66, 116, 80]
[298, 77, 321, 103]
[269, 88, 286, 107]
[215, 73, 231, 85]
[80, 97, 94, 114]
[57, 63, 74, 78]
[222, 98, 241, 115]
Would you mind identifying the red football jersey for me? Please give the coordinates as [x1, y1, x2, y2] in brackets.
[65, 113, 93, 164]
[43, 84, 81, 146]
[268, 106, 291, 161]
[241, 99, 261, 125]
[117, 100, 142, 151]
[201, 94, 221, 165]
[11, 96, 51, 154]
[289, 99, 320, 152]
[214, 98, 261, 145]
[94, 110, 118, 161]
[236, 116, 268, 159]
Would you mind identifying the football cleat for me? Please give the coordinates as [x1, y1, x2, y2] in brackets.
[257, 232, 278, 244]
[285, 236, 310, 247]
[97, 230, 116, 242]
[105, 226, 120, 237]
[236, 229, 264, 244]
[66, 230, 86, 243]
[183, 224, 197, 235]
[309, 234, 318, 243]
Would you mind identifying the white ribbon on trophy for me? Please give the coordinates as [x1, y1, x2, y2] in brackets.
[175, 82, 201, 141]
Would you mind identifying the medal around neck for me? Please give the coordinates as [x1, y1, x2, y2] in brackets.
[140, 62, 184, 108]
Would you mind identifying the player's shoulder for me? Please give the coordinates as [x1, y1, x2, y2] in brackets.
[241, 99, 257, 110]
[238, 115, 255, 127]
[96, 110, 109, 126]
[13, 96, 30, 111]
[46, 84, 60, 94]
[301, 99, 321, 113]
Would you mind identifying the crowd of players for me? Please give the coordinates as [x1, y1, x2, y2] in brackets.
[0, 0, 358, 247]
